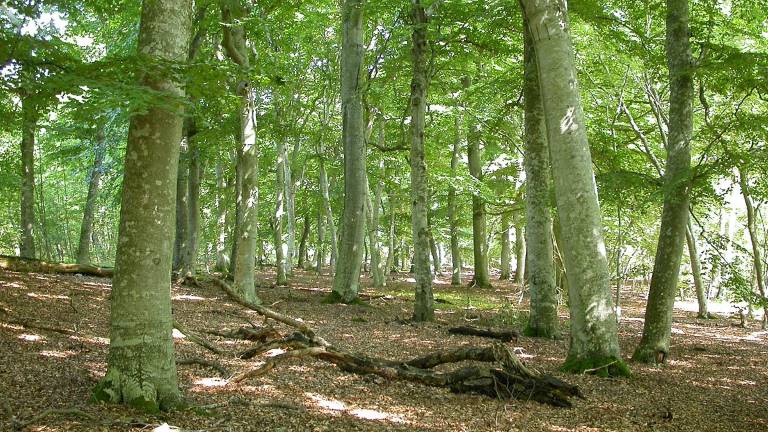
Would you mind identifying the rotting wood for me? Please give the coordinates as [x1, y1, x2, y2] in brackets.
[448, 325, 520, 342]
[0, 255, 113, 277]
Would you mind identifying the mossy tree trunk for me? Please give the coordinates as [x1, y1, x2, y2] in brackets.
[521, 0, 626, 375]
[329, 0, 367, 303]
[633, 0, 693, 364]
[522, 18, 559, 339]
[93, 0, 191, 411]
[409, 0, 434, 322]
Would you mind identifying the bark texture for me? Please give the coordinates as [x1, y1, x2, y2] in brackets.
[408, 0, 434, 321]
[633, 0, 693, 364]
[522, 0, 625, 375]
[92, 0, 191, 410]
[522, 21, 559, 339]
[330, 0, 367, 303]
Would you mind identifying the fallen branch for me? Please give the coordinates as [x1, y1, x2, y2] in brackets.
[2, 318, 76, 336]
[177, 357, 231, 376]
[213, 278, 329, 347]
[0, 255, 113, 277]
[448, 325, 519, 342]
[174, 320, 227, 355]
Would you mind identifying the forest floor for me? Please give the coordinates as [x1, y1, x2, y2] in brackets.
[0, 267, 766, 432]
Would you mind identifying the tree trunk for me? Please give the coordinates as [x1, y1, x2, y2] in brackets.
[92, 0, 191, 410]
[466, 78, 492, 289]
[214, 160, 231, 272]
[448, 115, 462, 286]
[275, 136, 289, 286]
[685, 218, 709, 319]
[366, 158, 385, 287]
[513, 222, 525, 284]
[633, 0, 693, 364]
[221, 0, 260, 303]
[298, 214, 310, 269]
[316, 208, 325, 273]
[739, 167, 767, 329]
[185, 135, 202, 277]
[76, 123, 106, 265]
[319, 157, 337, 270]
[522, 0, 626, 375]
[523, 17, 560, 339]
[329, 0, 366, 303]
[499, 213, 511, 280]
[19, 94, 37, 259]
[173, 121, 192, 275]
[409, 0, 433, 321]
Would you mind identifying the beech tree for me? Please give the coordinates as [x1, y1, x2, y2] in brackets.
[92, 0, 191, 410]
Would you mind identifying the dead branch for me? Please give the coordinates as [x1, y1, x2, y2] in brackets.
[173, 320, 227, 355]
[2, 318, 76, 336]
[448, 325, 519, 342]
[213, 278, 329, 347]
[177, 357, 231, 376]
[0, 255, 113, 277]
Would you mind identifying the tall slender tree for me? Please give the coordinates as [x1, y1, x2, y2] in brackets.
[92, 0, 191, 410]
[76, 122, 106, 265]
[633, 0, 694, 364]
[521, 0, 627, 375]
[19, 93, 37, 259]
[329, 0, 367, 303]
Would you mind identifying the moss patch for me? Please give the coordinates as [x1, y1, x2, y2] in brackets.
[562, 355, 631, 378]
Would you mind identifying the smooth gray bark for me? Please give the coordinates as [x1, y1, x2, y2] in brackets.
[172, 124, 191, 273]
[214, 159, 230, 271]
[366, 158, 385, 287]
[513, 223, 525, 284]
[275, 136, 289, 286]
[76, 123, 106, 265]
[297, 213, 310, 269]
[634, 0, 693, 364]
[319, 156, 337, 270]
[316, 208, 325, 273]
[330, 0, 367, 303]
[19, 94, 37, 259]
[221, 0, 260, 303]
[409, 0, 434, 321]
[93, 0, 191, 410]
[522, 0, 625, 375]
[385, 189, 396, 274]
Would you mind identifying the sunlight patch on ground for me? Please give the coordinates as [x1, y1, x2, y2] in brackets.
[304, 392, 411, 425]
[194, 377, 228, 387]
[19, 333, 43, 342]
[39, 350, 75, 358]
[172, 329, 185, 339]
[26, 292, 70, 300]
[172, 294, 209, 301]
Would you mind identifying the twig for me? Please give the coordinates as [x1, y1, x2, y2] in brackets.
[582, 360, 618, 374]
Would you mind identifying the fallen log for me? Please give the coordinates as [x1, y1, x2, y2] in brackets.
[212, 279, 581, 407]
[0, 255, 113, 278]
[448, 325, 519, 342]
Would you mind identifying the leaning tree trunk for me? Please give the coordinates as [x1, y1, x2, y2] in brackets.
[448, 114, 463, 286]
[466, 80, 492, 289]
[522, 0, 626, 376]
[633, 0, 693, 364]
[739, 167, 767, 329]
[499, 213, 511, 280]
[685, 218, 709, 319]
[19, 94, 37, 259]
[522, 22, 559, 339]
[408, 0, 433, 321]
[76, 123, 106, 265]
[221, 0, 260, 304]
[92, 0, 191, 411]
[329, 0, 367, 303]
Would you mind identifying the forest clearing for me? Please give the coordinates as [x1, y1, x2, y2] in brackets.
[1, 268, 766, 431]
[2, 0, 768, 431]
